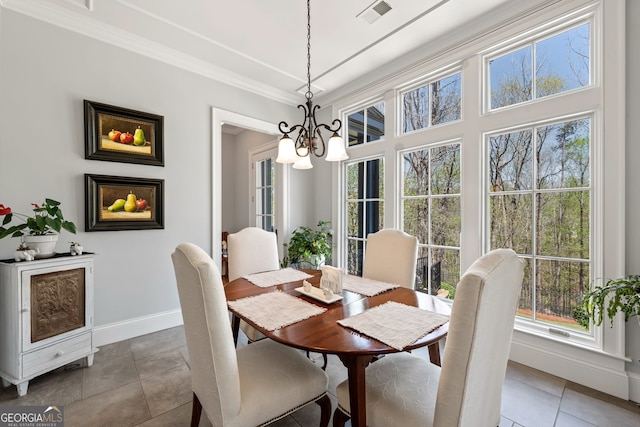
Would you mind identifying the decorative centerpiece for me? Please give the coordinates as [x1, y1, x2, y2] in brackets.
[0, 199, 77, 259]
[282, 220, 332, 269]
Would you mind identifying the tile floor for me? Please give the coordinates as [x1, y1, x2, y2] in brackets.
[1, 325, 639, 427]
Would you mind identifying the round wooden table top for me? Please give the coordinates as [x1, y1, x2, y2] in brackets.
[224, 270, 451, 357]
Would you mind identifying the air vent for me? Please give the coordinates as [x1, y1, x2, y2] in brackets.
[357, 1, 392, 24]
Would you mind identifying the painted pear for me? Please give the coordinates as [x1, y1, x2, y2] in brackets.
[133, 127, 146, 146]
[107, 198, 126, 212]
[124, 192, 137, 212]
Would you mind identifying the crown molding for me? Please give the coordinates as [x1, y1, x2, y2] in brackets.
[0, 0, 300, 105]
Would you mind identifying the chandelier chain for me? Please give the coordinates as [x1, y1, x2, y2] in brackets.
[306, 0, 312, 100]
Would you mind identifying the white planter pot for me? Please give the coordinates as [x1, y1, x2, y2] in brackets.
[307, 254, 326, 270]
[23, 234, 59, 259]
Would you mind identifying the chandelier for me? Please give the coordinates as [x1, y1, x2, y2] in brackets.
[275, 0, 348, 169]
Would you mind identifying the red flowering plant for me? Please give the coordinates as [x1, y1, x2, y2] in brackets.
[0, 199, 77, 239]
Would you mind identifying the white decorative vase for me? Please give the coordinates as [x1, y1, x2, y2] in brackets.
[23, 234, 59, 259]
[308, 254, 326, 270]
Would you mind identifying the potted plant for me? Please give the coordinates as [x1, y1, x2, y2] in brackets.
[0, 199, 77, 258]
[284, 220, 332, 269]
[579, 275, 640, 326]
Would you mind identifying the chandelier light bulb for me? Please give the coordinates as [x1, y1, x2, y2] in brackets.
[276, 135, 297, 163]
[293, 154, 313, 169]
[325, 132, 349, 161]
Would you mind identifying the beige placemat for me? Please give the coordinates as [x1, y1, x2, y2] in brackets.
[338, 301, 449, 350]
[342, 274, 399, 296]
[243, 268, 313, 288]
[228, 291, 326, 331]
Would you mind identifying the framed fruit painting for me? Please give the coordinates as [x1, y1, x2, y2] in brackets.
[85, 174, 164, 231]
[84, 100, 164, 166]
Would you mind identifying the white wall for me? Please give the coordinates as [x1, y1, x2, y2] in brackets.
[624, 0, 640, 378]
[0, 9, 296, 342]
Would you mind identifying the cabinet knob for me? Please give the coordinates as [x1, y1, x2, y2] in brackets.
[56, 350, 65, 357]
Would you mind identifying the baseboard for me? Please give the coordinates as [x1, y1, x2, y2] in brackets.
[510, 339, 630, 400]
[629, 371, 640, 403]
[93, 309, 183, 347]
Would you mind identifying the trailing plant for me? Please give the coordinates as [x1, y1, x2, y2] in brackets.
[580, 275, 640, 326]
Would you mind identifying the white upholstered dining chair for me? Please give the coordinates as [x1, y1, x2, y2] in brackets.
[333, 248, 524, 427]
[172, 243, 331, 427]
[227, 227, 280, 343]
[362, 228, 419, 288]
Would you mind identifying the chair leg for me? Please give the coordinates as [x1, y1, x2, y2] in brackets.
[316, 394, 332, 427]
[306, 351, 328, 370]
[332, 407, 350, 427]
[191, 392, 202, 427]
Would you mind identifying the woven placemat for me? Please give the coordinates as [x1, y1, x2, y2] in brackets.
[243, 268, 312, 288]
[342, 275, 399, 296]
[228, 291, 326, 331]
[338, 301, 449, 350]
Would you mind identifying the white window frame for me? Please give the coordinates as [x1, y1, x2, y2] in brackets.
[331, 0, 628, 399]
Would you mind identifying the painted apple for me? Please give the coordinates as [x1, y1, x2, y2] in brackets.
[120, 132, 134, 144]
[108, 129, 121, 142]
[135, 199, 148, 211]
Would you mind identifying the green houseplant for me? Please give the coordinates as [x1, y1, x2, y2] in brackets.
[0, 199, 77, 257]
[579, 275, 640, 326]
[284, 220, 332, 269]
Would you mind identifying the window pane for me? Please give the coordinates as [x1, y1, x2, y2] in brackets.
[432, 197, 460, 247]
[365, 159, 383, 199]
[415, 246, 430, 292]
[431, 145, 460, 195]
[347, 201, 362, 238]
[536, 23, 590, 98]
[517, 257, 534, 319]
[431, 247, 460, 298]
[348, 110, 365, 147]
[536, 119, 590, 190]
[348, 102, 385, 146]
[403, 199, 429, 244]
[347, 162, 361, 199]
[490, 45, 533, 109]
[367, 103, 385, 142]
[403, 86, 429, 133]
[403, 150, 429, 195]
[535, 258, 590, 331]
[432, 73, 461, 125]
[489, 130, 533, 191]
[403, 72, 461, 133]
[347, 239, 364, 276]
[537, 191, 590, 258]
[489, 194, 533, 253]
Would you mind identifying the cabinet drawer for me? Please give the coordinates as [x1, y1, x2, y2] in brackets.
[22, 333, 91, 378]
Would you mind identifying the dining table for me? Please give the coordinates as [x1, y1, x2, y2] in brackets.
[224, 269, 451, 427]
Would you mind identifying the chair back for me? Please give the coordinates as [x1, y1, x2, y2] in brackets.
[362, 229, 418, 288]
[434, 248, 524, 427]
[227, 227, 280, 281]
[172, 243, 241, 425]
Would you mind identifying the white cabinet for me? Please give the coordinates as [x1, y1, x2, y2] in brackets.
[0, 254, 97, 396]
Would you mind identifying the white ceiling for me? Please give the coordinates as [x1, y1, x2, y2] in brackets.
[2, 0, 552, 104]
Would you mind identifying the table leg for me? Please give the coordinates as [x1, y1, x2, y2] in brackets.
[231, 314, 240, 345]
[428, 342, 442, 366]
[337, 354, 374, 427]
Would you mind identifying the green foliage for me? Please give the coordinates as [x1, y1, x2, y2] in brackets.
[285, 221, 332, 266]
[572, 305, 590, 329]
[0, 199, 77, 239]
[440, 282, 455, 299]
[580, 276, 640, 326]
